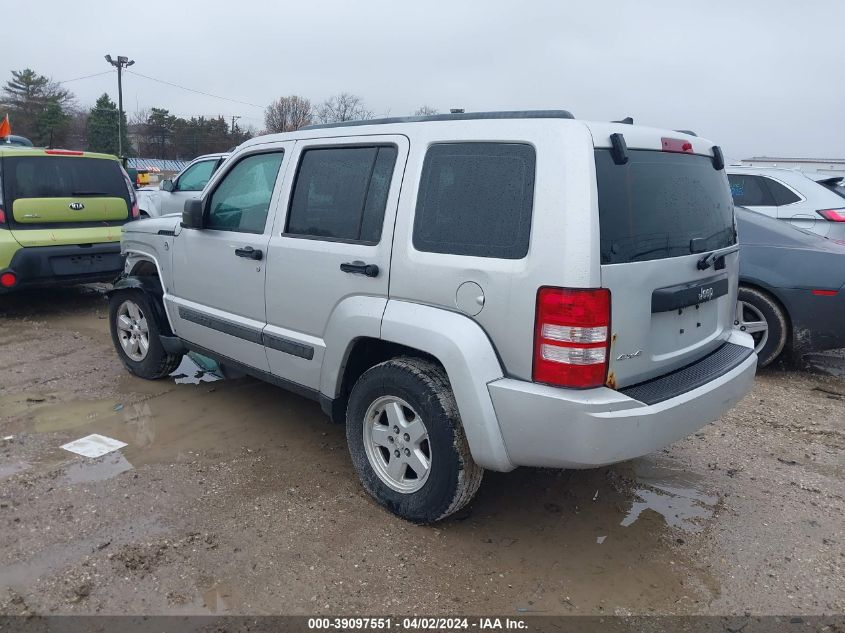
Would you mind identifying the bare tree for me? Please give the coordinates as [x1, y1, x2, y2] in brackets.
[264, 95, 313, 133]
[414, 105, 439, 116]
[315, 93, 373, 124]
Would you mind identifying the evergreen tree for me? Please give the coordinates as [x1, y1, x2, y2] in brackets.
[86, 93, 129, 155]
[1, 68, 75, 146]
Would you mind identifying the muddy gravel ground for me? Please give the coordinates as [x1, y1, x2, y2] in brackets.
[0, 286, 843, 617]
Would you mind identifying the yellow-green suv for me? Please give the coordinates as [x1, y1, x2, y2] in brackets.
[0, 146, 138, 292]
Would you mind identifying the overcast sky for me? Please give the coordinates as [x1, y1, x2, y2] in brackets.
[4, 0, 843, 159]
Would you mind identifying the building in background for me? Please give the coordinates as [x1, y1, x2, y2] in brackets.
[739, 157, 845, 177]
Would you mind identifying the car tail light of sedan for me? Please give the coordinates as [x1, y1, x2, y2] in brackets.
[816, 208, 845, 222]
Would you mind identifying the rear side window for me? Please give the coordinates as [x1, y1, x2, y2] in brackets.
[728, 174, 775, 206]
[286, 146, 397, 243]
[595, 150, 735, 265]
[765, 178, 801, 205]
[2, 156, 129, 209]
[413, 143, 535, 259]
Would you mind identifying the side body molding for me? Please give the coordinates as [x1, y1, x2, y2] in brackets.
[379, 300, 515, 472]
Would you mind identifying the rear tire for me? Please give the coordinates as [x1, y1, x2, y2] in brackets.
[109, 289, 183, 379]
[736, 286, 789, 367]
[346, 357, 484, 523]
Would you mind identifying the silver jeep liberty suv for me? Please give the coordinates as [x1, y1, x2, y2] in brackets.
[109, 110, 757, 522]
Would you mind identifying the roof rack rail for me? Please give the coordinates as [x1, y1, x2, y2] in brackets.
[674, 129, 698, 136]
[301, 109, 575, 131]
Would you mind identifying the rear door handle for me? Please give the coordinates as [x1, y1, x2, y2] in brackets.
[235, 246, 263, 260]
[340, 261, 379, 278]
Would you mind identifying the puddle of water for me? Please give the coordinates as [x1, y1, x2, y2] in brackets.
[62, 452, 134, 484]
[170, 355, 222, 385]
[1, 375, 324, 472]
[0, 460, 31, 480]
[621, 461, 718, 533]
[199, 583, 238, 613]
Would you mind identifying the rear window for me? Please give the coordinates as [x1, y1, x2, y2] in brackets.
[822, 183, 845, 200]
[2, 156, 130, 209]
[595, 150, 735, 264]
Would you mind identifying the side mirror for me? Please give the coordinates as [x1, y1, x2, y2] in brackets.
[161, 179, 174, 192]
[181, 198, 204, 229]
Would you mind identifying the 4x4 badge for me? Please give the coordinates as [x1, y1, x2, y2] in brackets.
[616, 350, 642, 361]
[69, 202, 85, 210]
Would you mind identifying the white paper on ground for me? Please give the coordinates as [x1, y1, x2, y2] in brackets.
[61, 434, 127, 458]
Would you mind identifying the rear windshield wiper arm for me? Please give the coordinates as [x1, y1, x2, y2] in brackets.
[71, 190, 108, 196]
[697, 244, 739, 270]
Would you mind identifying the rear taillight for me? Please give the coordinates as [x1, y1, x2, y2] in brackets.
[816, 208, 845, 222]
[0, 207, 5, 224]
[1, 272, 17, 288]
[533, 287, 611, 389]
[120, 166, 140, 219]
[812, 289, 838, 296]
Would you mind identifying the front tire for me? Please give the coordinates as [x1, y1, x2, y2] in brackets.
[109, 289, 183, 379]
[346, 357, 484, 523]
[736, 286, 789, 367]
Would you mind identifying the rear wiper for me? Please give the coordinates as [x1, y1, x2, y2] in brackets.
[71, 190, 108, 196]
[697, 244, 739, 270]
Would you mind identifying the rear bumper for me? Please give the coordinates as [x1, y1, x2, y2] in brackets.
[0, 243, 124, 292]
[781, 287, 845, 354]
[488, 331, 757, 469]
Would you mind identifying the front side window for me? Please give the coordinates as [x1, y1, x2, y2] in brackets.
[176, 159, 218, 192]
[728, 174, 775, 207]
[206, 152, 284, 233]
[413, 143, 536, 259]
[286, 146, 398, 242]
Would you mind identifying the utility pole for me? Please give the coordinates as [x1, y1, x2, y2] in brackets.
[231, 115, 241, 138]
[104, 54, 135, 159]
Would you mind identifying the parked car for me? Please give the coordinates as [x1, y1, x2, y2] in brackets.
[806, 172, 845, 203]
[0, 146, 138, 292]
[0, 134, 34, 147]
[735, 207, 845, 366]
[726, 166, 845, 241]
[108, 110, 757, 522]
[135, 153, 228, 217]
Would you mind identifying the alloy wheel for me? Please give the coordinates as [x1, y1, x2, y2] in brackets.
[116, 299, 150, 362]
[735, 300, 769, 354]
[363, 396, 431, 493]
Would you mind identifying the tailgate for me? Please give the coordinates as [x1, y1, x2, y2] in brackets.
[2, 154, 130, 226]
[604, 252, 737, 388]
[594, 145, 737, 388]
[12, 197, 128, 223]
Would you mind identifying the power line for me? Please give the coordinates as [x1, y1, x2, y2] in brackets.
[125, 70, 264, 109]
[58, 70, 113, 84]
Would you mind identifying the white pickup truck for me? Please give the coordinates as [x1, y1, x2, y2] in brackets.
[136, 153, 229, 217]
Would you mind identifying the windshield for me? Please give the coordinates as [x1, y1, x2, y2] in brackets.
[595, 149, 735, 264]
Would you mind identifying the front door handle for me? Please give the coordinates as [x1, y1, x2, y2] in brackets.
[340, 261, 379, 278]
[235, 246, 263, 260]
